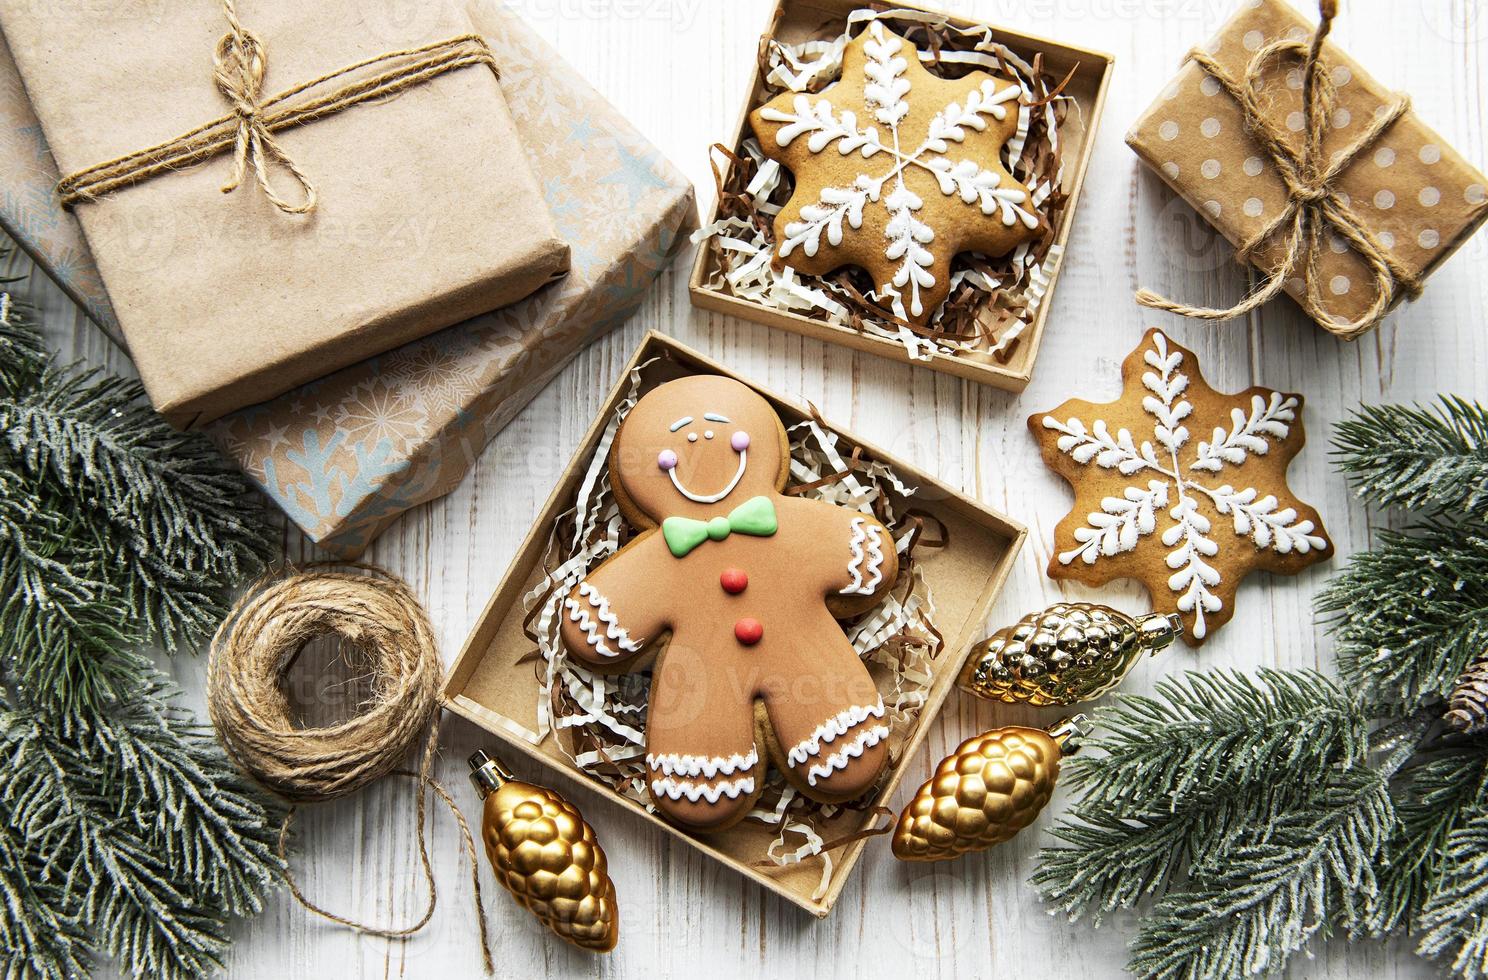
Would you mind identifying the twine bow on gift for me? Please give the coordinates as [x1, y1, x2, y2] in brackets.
[55, 0, 499, 216]
[211, 2, 317, 213]
[1135, 0, 1421, 339]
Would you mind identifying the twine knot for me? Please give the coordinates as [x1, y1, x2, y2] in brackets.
[212, 16, 317, 214]
[1291, 180, 1330, 204]
[1136, 0, 1421, 339]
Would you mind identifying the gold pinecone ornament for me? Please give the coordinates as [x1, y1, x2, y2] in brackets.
[468, 750, 618, 953]
[892, 717, 1089, 862]
[1446, 651, 1488, 736]
[959, 602, 1182, 706]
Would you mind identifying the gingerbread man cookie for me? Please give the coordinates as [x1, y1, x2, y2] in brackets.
[559, 376, 898, 832]
[749, 20, 1042, 326]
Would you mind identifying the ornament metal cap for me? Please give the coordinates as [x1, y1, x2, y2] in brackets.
[1047, 713, 1094, 754]
[1136, 612, 1184, 652]
[468, 749, 513, 798]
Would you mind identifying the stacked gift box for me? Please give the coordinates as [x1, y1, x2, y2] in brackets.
[0, 0, 695, 554]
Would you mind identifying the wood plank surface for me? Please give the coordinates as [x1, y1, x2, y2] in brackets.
[7, 0, 1485, 976]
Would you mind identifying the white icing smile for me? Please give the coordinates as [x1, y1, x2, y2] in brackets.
[669, 450, 748, 504]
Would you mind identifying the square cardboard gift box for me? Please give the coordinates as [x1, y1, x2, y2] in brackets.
[690, 0, 1113, 393]
[443, 332, 1025, 916]
[0, 0, 697, 556]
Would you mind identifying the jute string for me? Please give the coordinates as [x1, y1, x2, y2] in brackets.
[56, 0, 499, 215]
[207, 565, 492, 973]
[1135, 0, 1420, 339]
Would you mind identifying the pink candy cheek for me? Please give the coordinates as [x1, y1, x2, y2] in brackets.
[731, 431, 751, 452]
[657, 449, 678, 471]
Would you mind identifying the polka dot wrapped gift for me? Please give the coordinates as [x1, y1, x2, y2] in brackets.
[1127, 0, 1488, 339]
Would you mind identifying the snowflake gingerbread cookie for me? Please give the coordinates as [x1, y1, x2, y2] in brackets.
[1029, 329, 1333, 644]
[749, 20, 1042, 326]
[559, 375, 898, 832]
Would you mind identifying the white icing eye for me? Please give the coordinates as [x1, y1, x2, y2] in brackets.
[705, 430, 715, 440]
[687, 432, 698, 442]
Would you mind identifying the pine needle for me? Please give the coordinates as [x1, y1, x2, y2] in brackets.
[0, 257, 282, 978]
[1320, 523, 1488, 709]
[1334, 398, 1488, 521]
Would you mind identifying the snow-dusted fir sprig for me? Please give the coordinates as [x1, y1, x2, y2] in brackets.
[0, 247, 281, 980]
[1332, 396, 1488, 519]
[1322, 398, 1488, 710]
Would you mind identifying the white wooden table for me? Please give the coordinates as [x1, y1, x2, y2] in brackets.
[12, 0, 1486, 976]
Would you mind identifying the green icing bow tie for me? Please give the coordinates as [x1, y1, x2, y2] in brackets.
[662, 496, 778, 558]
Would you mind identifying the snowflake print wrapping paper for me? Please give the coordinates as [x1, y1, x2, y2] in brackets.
[1029, 328, 1333, 644]
[749, 20, 1042, 326]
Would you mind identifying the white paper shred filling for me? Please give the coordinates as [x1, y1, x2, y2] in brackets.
[694, 7, 1071, 365]
[521, 364, 943, 897]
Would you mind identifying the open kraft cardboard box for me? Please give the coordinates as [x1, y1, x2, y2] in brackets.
[443, 332, 1025, 916]
[690, 0, 1114, 392]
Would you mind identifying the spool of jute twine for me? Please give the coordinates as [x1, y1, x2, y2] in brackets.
[207, 564, 492, 972]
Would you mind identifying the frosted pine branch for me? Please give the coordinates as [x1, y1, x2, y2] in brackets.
[1060, 670, 1367, 808]
[0, 248, 281, 979]
[1418, 811, 1488, 977]
[1334, 397, 1488, 520]
[1320, 523, 1488, 708]
[1365, 750, 1488, 938]
[1128, 768, 1392, 980]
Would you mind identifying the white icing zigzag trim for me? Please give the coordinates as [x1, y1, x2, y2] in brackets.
[806, 725, 890, 787]
[786, 700, 886, 767]
[650, 776, 756, 804]
[564, 582, 643, 659]
[647, 749, 758, 779]
[841, 517, 886, 595]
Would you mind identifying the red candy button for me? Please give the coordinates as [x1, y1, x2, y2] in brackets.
[734, 618, 764, 646]
[720, 568, 749, 594]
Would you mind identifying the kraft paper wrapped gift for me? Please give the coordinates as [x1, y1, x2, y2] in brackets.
[1127, 0, 1488, 339]
[0, 0, 696, 556]
[0, 27, 118, 339]
[0, 0, 570, 427]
